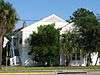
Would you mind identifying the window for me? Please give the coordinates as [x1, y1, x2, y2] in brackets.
[14, 49, 19, 56]
[72, 53, 80, 60]
[77, 53, 80, 60]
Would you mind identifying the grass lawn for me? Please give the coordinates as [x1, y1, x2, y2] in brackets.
[0, 66, 100, 73]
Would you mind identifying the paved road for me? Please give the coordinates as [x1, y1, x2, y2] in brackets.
[58, 72, 100, 75]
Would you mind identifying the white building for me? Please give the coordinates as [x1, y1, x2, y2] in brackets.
[8, 14, 100, 66]
[3, 37, 9, 48]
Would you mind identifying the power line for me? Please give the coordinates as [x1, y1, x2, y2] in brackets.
[17, 19, 40, 22]
[16, 19, 40, 28]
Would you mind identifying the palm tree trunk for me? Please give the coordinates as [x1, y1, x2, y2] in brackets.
[0, 36, 3, 68]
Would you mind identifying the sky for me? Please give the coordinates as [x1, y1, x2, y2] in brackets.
[5, 0, 100, 29]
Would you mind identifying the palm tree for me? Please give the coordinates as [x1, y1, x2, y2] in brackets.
[0, 0, 18, 68]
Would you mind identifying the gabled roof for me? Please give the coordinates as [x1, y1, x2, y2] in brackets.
[39, 14, 66, 22]
[21, 14, 67, 31]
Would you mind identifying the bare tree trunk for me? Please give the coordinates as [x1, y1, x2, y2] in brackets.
[0, 36, 3, 69]
[95, 53, 99, 66]
[86, 52, 92, 66]
[65, 55, 69, 66]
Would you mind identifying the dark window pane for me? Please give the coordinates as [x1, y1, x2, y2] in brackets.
[77, 53, 80, 60]
[14, 49, 19, 56]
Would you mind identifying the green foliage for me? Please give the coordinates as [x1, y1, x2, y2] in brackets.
[0, 0, 17, 67]
[0, 0, 18, 36]
[28, 24, 60, 66]
[70, 8, 100, 66]
[61, 29, 80, 65]
[62, 30, 80, 52]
